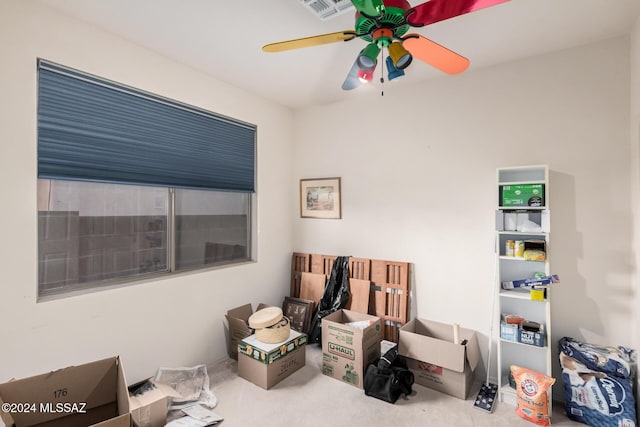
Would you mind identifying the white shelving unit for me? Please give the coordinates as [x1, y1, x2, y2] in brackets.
[495, 165, 552, 406]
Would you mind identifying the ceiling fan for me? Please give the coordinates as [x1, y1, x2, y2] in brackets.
[263, 0, 510, 90]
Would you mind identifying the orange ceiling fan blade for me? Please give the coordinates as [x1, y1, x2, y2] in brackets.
[262, 31, 357, 53]
[402, 34, 469, 75]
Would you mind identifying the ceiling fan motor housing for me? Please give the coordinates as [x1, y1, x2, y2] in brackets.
[355, 0, 411, 47]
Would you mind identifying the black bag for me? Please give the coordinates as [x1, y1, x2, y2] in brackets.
[364, 347, 414, 404]
[308, 256, 351, 344]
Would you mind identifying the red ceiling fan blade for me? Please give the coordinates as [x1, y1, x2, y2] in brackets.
[402, 34, 469, 74]
[406, 0, 510, 27]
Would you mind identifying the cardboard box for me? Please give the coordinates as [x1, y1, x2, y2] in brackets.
[398, 319, 481, 400]
[238, 330, 307, 389]
[239, 330, 307, 364]
[0, 356, 131, 427]
[321, 309, 381, 389]
[519, 329, 545, 347]
[128, 381, 181, 427]
[225, 303, 269, 360]
[499, 183, 544, 207]
[500, 322, 519, 342]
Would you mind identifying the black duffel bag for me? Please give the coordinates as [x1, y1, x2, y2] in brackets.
[364, 347, 414, 404]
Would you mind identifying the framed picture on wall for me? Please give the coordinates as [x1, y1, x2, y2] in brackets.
[300, 177, 342, 219]
[282, 296, 314, 334]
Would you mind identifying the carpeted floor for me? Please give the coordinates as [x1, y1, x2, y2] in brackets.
[208, 344, 582, 427]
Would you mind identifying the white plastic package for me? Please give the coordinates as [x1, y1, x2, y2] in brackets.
[154, 364, 218, 410]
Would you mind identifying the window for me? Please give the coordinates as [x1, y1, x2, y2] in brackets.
[175, 189, 250, 270]
[37, 60, 255, 299]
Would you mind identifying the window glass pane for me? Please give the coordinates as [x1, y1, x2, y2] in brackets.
[38, 180, 169, 293]
[175, 189, 250, 270]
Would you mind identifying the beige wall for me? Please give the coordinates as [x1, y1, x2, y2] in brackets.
[0, 0, 294, 386]
[0, 0, 637, 415]
[629, 13, 640, 416]
[293, 36, 633, 397]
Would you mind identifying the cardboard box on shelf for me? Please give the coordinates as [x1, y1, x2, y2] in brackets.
[321, 309, 382, 389]
[398, 319, 481, 400]
[499, 184, 544, 208]
[128, 380, 181, 427]
[519, 329, 545, 347]
[0, 356, 131, 427]
[225, 303, 270, 360]
[238, 329, 307, 390]
[500, 322, 519, 342]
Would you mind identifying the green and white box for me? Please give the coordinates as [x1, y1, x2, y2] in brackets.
[238, 329, 307, 365]
[499, 184, 544, 207]
[238, 330, 307, 390]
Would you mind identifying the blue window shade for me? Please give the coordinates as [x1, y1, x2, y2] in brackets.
[37, 60, 256, 192]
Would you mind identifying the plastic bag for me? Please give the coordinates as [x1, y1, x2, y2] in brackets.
[560, 336, 635, 379]
[154, 364, 217, 410]
[308, 256, 351, 344]
[559, 337, 637, 427]
[511, 365, 555, 426]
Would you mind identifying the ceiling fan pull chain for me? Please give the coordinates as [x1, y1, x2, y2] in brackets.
[380, 48, 385, 97]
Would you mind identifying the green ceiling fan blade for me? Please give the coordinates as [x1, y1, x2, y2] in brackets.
[350, 0, 385, 18]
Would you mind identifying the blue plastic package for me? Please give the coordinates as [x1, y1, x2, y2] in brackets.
[559, 337, 637, 427]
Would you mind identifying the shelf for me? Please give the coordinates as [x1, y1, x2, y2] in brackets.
[499, 256, 546, 263]
[499, 384, 517, 405]
[498, 206, 546, 211]
[496, 165, 552, 410]
[500, 384, 516, 396]
[499, 289, 547, 301]
[498, 180, 544, 186]
[497, 231, 547, 237]
[500, 338, 547, 349]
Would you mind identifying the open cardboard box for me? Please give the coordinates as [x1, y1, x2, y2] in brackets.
[0, 356, 131, 427]
[398, 318, 481, 400]
[225, 303, 270, 360]
[321, 309, 381, 389]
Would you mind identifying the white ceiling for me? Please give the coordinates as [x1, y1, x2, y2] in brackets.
[39, 0, 640, 109]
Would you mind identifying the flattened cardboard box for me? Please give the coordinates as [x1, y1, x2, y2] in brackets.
[239, 330, 307, 365]
[321, 309, 381, 389]
[238, 331, 306, 390]
[225, 303, 269, 360]
[398, 318, 481, 400]
[0, 356, 131, 427]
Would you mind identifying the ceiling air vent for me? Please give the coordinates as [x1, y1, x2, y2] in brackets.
[299, 0, 355, 21]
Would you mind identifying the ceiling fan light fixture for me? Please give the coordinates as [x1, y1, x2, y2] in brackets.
[357, 43, 380, 71]
[389, 42, 413, 70]
[357, 68, 374, 83]
[386, 56, 405, 81]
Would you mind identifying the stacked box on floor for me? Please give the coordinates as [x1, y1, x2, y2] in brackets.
[238, 329, 307, 389]
[321, 309, 382, 389]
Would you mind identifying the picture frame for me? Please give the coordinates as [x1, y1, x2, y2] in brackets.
[282, 296, 314, 334]
[300, 177, 342, 219]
